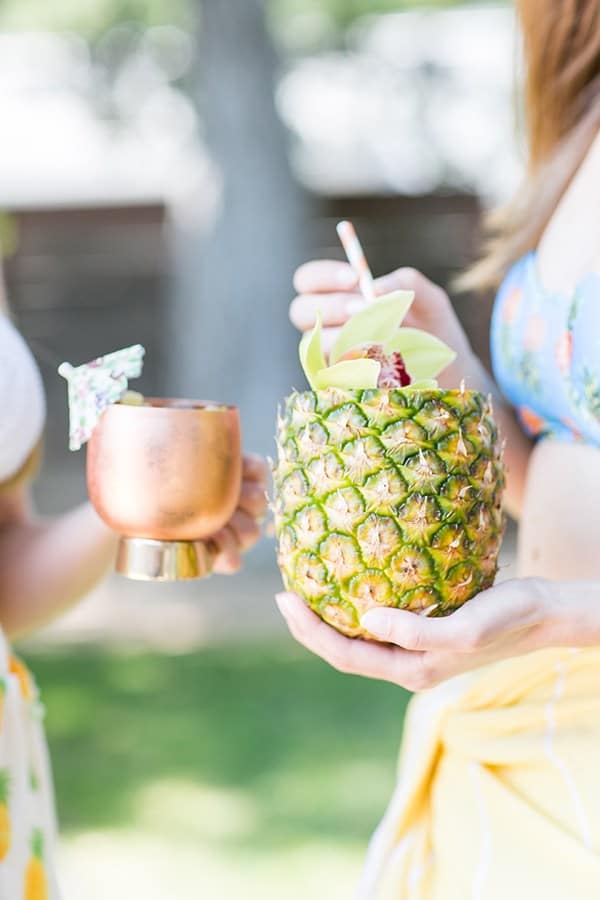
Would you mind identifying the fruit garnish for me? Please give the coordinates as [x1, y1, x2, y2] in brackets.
[120, 391, 145, 406]
[299, 291, 456, 391]
[339, 344, 412, 388]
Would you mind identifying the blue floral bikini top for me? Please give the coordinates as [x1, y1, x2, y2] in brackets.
[491, 251, 600, 446]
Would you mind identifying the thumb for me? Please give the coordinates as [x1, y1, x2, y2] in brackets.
[360, 605, 478, 651]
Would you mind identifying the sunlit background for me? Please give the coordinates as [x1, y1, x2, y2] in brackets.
[3, 1, 519, 897]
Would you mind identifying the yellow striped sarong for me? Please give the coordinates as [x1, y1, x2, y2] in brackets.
[360, 647, 600, 899]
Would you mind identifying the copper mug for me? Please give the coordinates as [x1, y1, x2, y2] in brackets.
[87, 399, 242, 581]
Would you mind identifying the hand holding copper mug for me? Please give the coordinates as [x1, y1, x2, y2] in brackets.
[60, 348, 267, 581]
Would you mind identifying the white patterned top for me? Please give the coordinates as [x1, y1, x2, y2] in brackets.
[0, 315, 45, 483]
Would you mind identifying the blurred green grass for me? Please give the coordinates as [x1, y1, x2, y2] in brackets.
[25, 642, 409, 897]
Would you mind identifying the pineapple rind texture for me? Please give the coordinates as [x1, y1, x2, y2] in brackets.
[274, 388, 505, 638]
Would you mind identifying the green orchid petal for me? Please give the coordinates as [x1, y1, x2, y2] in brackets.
[330, 291, 414, 364]
[384, 328, 456, 381]
[314, 359, 381, 390]
[299, 312, 327, 389]
[405, 379, 439, 390]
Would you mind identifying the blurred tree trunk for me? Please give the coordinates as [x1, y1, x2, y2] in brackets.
[169, 0, 308, 460]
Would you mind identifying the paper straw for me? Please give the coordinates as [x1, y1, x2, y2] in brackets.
[336, 220, 376, 303]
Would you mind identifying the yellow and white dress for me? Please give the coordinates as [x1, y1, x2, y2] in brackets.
[359, 647, 600, 900]
[0, 314, 59, 899]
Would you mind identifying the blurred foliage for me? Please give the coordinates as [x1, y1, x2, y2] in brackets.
[0, 0, 189, 36]
[0, 0, 498, 38]
[29, 641, 408, 845]
[271, 0, 493, 30]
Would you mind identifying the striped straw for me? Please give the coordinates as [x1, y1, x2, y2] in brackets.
[336, 220, 376, 303]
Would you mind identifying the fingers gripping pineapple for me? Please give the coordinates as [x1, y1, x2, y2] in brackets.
[273, 293, 505, 638]
[25, 830, 48, 900]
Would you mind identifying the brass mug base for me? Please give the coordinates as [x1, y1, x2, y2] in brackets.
[116, 537, 217, 582]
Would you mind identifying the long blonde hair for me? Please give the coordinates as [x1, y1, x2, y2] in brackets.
[460, 0, 600, 292]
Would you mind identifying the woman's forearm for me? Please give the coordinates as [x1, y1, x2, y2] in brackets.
[550, 580, 600, 648]
[0, 502, 117, 639]
[447, 352, 533, 520]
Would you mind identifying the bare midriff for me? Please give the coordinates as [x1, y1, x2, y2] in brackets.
[517, 439, 600, 580]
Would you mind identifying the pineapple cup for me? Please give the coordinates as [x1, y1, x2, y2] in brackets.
[273, 293, 505, 639]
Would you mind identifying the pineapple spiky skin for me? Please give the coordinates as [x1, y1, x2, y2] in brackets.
[273, 388, 505, 638]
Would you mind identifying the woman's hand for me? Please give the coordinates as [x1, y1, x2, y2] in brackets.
[211, 453, 268, 574]
[291, 259, 534, 517]
[0, 453, 268, 638]
[290, 261, 476, 386]
[274, 578, 589, 690]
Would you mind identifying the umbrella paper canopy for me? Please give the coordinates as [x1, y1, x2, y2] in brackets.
[58, 345, 145, 451]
